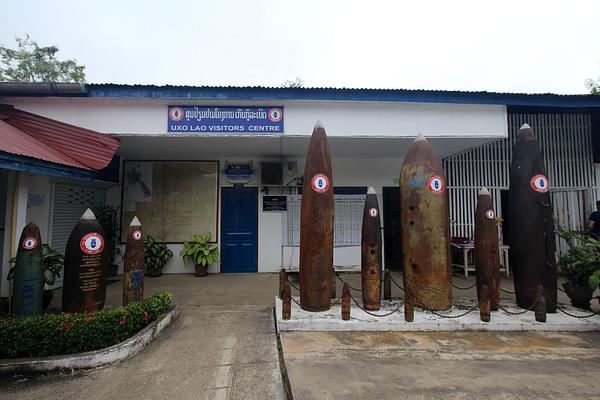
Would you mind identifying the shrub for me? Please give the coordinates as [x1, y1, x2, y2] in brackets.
[0, 292, 172, 359]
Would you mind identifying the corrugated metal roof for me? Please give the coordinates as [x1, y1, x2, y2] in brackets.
[4, 108, 120, 170]
[0, 106, 120, 172]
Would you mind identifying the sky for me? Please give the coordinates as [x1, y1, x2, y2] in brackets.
[1, 0, 599, 94]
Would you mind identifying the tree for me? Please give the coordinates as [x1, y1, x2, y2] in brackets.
[586, 78, 599, 95]
[0, 34, 85, 83]
[280, 77, 304, 88]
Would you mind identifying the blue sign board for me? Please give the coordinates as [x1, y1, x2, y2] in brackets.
[167, 106, 284, 134]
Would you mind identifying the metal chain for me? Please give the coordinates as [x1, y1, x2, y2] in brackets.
[334, 273, 362, 292]
[283, 286, 343, 308]
[348, 292, 404, 317]
[426, 304, 480, 319]
[556, 306, 600, 319]
[452, 282, 477, 290]
[389, 274, 406, 292]
[498, 295, 539, 315]
[288, 280, 300, 291]
[500, 288, 515, 294]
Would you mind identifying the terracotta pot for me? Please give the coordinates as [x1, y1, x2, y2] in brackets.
[147, 267, 162, 277]
[195, 264, 208, 276]
[563, 282, 594, 310]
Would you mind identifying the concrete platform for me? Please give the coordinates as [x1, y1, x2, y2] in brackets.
[276, 296, 600, 332]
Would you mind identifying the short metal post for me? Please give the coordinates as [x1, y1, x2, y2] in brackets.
[535, 284, 546, 323]
[282, 280, 291, 320]
[279, 269, 288, 300]
[331, 266, 336, 299]
[384, 269, 391, 300]
[342, 283, 350, 321]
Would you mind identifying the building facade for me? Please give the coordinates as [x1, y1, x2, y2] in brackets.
[1, 84, 599, 297]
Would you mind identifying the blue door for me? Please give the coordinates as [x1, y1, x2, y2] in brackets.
[220, 187, 258, 273]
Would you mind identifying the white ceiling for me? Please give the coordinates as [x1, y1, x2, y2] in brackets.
[116, 135, 498, 160]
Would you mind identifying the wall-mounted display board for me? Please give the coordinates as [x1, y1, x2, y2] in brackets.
[121, 161, 218, 242]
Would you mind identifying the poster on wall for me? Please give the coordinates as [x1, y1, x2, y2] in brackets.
[167, 106, 284, 134]
[121, 161, 218, 242]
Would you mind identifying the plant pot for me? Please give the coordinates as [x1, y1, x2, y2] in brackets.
[195, 264, 208, 276]
[563, 282, 594, 310]
[147, 267, 163, 277]
[106, 264, 118, 277]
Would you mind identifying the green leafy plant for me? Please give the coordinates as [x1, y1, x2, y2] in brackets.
[7, 244, 64, 285]
[558, 230, 600, 288]
[0, 292, 172, 358]
[180, 233, 220, 267]
[93, 205, 124, 266]
[144, 235, 173, 271]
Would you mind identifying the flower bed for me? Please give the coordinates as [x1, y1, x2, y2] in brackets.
[0, 292, 172, 359]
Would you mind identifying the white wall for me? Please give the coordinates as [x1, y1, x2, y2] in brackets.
[2, 98, 507, 139]
[25, 174, 52, 243]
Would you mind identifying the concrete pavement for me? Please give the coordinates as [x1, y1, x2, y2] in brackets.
[0, 273, 285, 400]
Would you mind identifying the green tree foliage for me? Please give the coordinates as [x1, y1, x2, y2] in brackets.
[586, 78, 599, 95]
[0, 34, 85, 83]
[280, 77, 304, 88]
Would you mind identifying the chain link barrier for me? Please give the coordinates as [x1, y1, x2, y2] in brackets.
[452, 282, 477, 290]
[334, 273, 362, 292]
[284, 275, 600, 321]
[556, 306, 600, 319]
[348, 292, 404, 317]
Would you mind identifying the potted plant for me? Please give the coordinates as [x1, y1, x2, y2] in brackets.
[7, 244, 64, 310]
[180, 233, 219, 276]
[93, 205, 124, 277]
[143, 235, 173, 277]
[558, 230, 600, 310]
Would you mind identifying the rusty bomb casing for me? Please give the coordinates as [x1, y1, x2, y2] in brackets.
[361, 186, 382, 310]
[123, 216, 144, 306]
[299, 121, 334, 311]
[11, 223, 44, 316]
[509, 124, 557, 312]
[474, 187, 500, 311]
[400, 135, 452, 310]
[62, 208, 108, 313]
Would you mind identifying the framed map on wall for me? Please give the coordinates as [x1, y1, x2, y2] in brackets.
[121, 161, 219, 243]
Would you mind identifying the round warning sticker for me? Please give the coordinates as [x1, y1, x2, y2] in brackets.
[369, 208, 378, 217]
[80, 232, 105, 255]
[267, 107, 283, 122]
[168, 107, 184, 121]
[530, 174, 549, 193]
[132, 230, 142, 241]
[427, 176, 445, 194]
[22, 237, 38, 250]
[311, 173, 330, 193]
[485, 209, 495, 220]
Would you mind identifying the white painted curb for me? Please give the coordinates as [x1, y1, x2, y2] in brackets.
[0, 304, 180, 375]
[276, 297, 600, 332]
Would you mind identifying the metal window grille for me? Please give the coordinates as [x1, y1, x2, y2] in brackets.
[285, 195, 365, 246]
[442, 112, 596, 254]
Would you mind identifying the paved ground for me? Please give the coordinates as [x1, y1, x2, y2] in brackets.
[281, 272, 600, 400]
[0, 273, 285, 400]
[2, 270, 600, 400]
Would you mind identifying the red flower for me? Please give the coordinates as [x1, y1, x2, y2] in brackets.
[86, 316, 93, 322]
[63, 313, 71, 317]
[62, 322, 74, 330]
[143, 311, 149, 321]
[119, 319, 126, 326]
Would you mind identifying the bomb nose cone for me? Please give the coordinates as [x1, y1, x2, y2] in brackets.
[130, 216, 141, 226]
[367, 186, 377, 195]
[520, 123, 531, 131]
[314, 120, 324, 129]
[479, 187, 490, 196]
[81, 208, 96, 220]
[414, 134, 427, 142]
